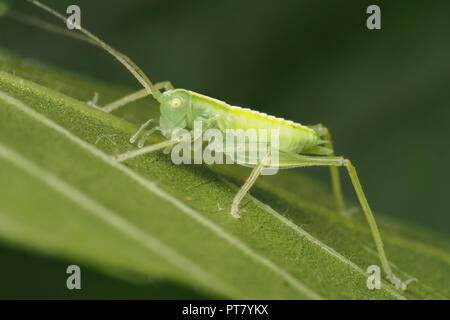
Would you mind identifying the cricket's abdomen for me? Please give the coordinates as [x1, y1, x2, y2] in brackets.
[188, 91, 321, 153]
[221, 106, 321, 152]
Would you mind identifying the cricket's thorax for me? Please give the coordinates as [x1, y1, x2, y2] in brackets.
[186, 91, 322, 153]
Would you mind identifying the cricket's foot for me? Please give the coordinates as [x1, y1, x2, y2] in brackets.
[230, 204, 242, 219]
[387, 273, 418, 291]
[87, 92, 104, 111]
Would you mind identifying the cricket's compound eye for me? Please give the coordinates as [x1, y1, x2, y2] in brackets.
[170, 97, 182, 108]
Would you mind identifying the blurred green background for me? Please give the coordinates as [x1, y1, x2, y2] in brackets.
[1, 0, 448, 237]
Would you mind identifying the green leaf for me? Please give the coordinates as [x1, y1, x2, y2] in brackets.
[0, 51, 448, 299]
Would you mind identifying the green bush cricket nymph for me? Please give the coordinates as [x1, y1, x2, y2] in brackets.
[27, 0, 416, 290]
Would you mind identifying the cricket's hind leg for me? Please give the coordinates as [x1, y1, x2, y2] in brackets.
[276, 152, 416, 290]
[309, 124, 346, 214]
[87, 81, 174, 113]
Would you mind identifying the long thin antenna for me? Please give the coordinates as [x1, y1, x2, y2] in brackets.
[7, 10, 95, 45]
[27, 0, 161, 99]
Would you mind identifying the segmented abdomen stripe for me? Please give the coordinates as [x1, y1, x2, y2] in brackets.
[223, 106, 319, 153]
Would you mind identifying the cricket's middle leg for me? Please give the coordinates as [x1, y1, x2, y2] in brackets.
[231, 152, 271, 218]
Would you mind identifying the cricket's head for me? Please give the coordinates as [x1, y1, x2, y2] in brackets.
[157, 89, 191, 138]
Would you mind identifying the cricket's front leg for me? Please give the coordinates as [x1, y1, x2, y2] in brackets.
[129, 119, 160, 147]
[114, 137, 184, 162]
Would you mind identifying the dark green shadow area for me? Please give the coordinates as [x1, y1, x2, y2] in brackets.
[0, 243, 215, 299]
